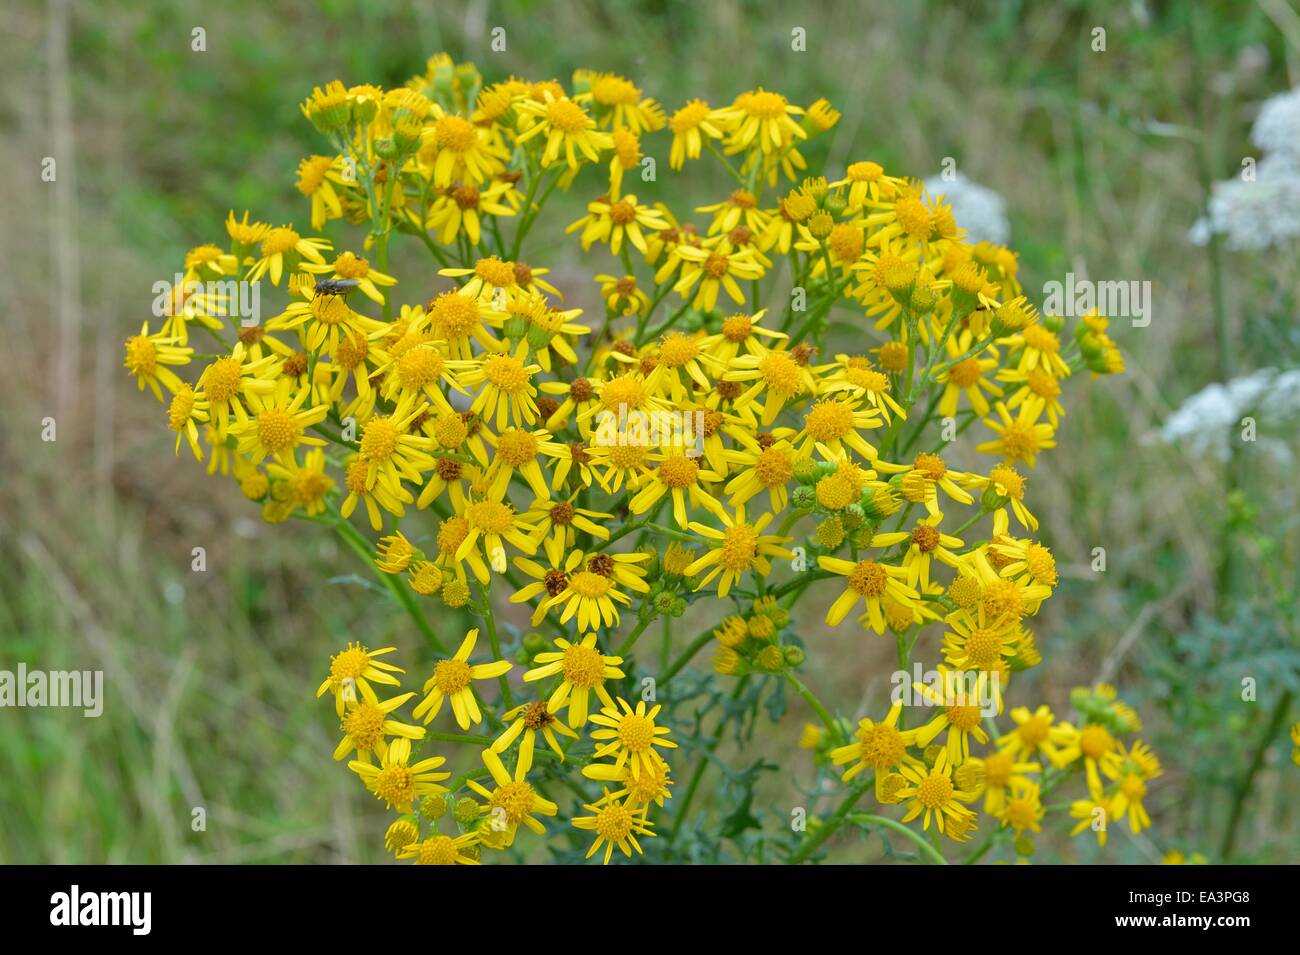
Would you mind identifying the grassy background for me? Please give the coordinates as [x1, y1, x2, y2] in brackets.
[1, 0, 1297, 863]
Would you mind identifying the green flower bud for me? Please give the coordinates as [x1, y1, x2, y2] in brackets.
[756, 644, 786, 672]
[420, 794, 447, 820]
[792, 456, 821, 484]
[453, 796, 479, 826]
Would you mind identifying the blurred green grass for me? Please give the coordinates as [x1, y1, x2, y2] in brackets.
[1, 0, 1296, 863]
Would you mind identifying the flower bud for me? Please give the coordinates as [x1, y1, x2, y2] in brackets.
[453, 796, 480, 826]
[420, 794, 448, 820]
[384, 816, 419, 854]
[756, 644, 786, 672]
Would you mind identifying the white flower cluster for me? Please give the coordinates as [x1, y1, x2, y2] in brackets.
[925, 171, 1009, 246]
[1250, 86, 1300, 159]
[1191, 88, 1300, 250]
[1151, 367, 1300, 462]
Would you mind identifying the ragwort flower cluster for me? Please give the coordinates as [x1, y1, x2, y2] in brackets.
[129, 54, 1152, 864]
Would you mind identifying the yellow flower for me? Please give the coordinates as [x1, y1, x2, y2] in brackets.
[349, 736, 449, 813]
[295, 155, 347, 229]
[356, 392, 439, 496]
[596, 273, 651, 317]
[990, 536, 1058, 590]
[427, 112, 507, 187]
[668, 98, 723, 169]
[384, 817, 420, 855]
[697, 190, 771, 237]
[492, 699, 578, 775]
[627, 450, 728, 529]
[568, 193, 670, 256]
[246, 225, 331, 285]
[266, 446, 334, 517]
[438, 255, 521, 301]
[225, 209, 270, 259]
[123, 321, 193, 400]
[452, 493, 539, 584]
[977, 401, 1057, 468]
[716, 87, 806, 156]
[303, 250, 398, 304]
[830, 703, 921, 802]
[397, 832, 481, 865]
[579, 71, 664, 133]
[588, 698, 678, 779]
[521, 493, 612, 551]
[999, 322, 1072, 379]
[1069, 779, 1114, 847]
[958, 749, 1041, 815]
[1050, 722, 1119, 794]
[300, 80, 352, 132]
[582, 754, 673, 808]
[426, 178, 519, 246]
[194, 341, 280, 436]
[795, 395, 884, 460]
[895, 748, 979, 837]
[935, 330, 1002, 418]
[817, 555, 919, 632]
[316, 642, 404, 717]
[684, 505, 794, 597]
[167, 384, 210, 460]
[412, 628, 513, 730]
[961, 463, 1038, 533]
[671, 242, 765, 312]
[912, 668, 999, 764]
[831, 160, 903, 210]
[571, 796, 655, 864]
[229, 380, 329, 465]
[997, 705, 1059, 763]
[1104, 741, 1163, 834]
[424, 289, 504, 359]
[724, 347, 819, 426]
[515, 92, 613, 171]
[1000, 777, 1044, 836]
[464, 747, 558, 847]
[334, 691, 424, 761]
[522, 633, 624, 727]
[519, 538, 651, 631]
[458, 343, 544, 431]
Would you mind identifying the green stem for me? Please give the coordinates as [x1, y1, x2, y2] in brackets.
[788, 772, 874, 864]
[1220, 689, 1293, 859]
[784, 672, 840, 743]
[660, 628, 714, 685]
[426, 731, 494, 746]
[847, 813, 948, 864]
[669, 677, 748, 843]
[616, 615, 653, 657]
[478, 581, 514, 709]
[329, 505, 447, 653]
